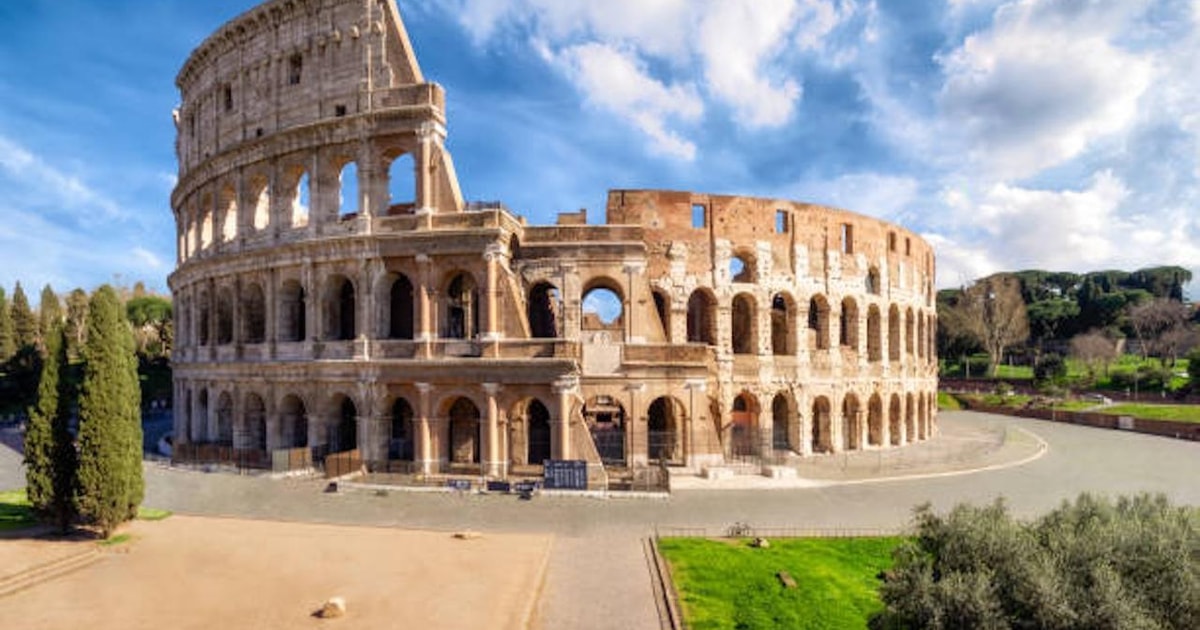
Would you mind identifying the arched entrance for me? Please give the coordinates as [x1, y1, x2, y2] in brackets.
[868, 394, 884, 446]
[216, 392, 234, 446]
[527, 399, 552, 465]
[242, 393, 267, 451]
[584, 396, 626, 466]
[812, 397, 832, 453]
[391, 398, 415, 461]
[448, 398, 481, 464]
[889, 394, 903, 446]
[331, 397, 357, 453]
[772, 394, 790, 451]
[730, 393, 759, 459]
[842, 395, 861, 451]
[648, 397, 681, 464]
[280, 395, 307, 448]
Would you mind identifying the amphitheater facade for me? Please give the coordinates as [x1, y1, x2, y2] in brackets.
[169, 0, 938, 484]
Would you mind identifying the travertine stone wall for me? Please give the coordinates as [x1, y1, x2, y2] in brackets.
[170, 0, 938, 482]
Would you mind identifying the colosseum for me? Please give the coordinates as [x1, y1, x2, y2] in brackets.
[169, 0, 938, 487]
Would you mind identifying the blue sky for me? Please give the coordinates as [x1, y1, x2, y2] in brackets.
[1, 0, 1198, 298]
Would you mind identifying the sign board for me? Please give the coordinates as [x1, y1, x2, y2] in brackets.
[486, 480, 512, 493]
[447, 479, 472, 491]
[543, 460, 588, 490]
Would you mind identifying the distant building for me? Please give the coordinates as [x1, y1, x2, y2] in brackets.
[169, 0, 938, 485]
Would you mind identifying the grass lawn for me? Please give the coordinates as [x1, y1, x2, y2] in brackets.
[1098, 404, 1200, 423]
[937, 391, 962, 410]
[0, 488, 35, 531]
[658, 537, 900, 630]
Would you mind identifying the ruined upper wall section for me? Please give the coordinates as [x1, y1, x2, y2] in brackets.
[174, 0, 441, 176]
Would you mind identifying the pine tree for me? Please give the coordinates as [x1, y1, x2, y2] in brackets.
[75, 285, 143, 537]
[12, 281, 37, 351]
[38, 284, 63, 348]
[0, 287, 13, 362]
[24, 323, 77, 532]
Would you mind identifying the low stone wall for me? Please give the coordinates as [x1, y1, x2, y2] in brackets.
[962, 403, 1200, 442]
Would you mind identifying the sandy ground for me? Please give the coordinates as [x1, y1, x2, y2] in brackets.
[2, 516, 553, 630]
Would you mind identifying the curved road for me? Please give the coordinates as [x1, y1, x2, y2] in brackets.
[4, 411, 1199, 629]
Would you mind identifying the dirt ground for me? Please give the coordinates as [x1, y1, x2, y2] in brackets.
[1, 516, 553, 630]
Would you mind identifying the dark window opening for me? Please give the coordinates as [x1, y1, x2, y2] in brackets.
[288, 54, 303, 85]
[335, 104, 347, 117]
[223, 84, 233, 112]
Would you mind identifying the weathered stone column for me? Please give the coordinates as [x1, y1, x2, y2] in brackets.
[684, 379, 706, 469]
[416, 382, 434, 474]
[413, 122, 444, 220]
[553, 376, 579, 460]
[623, 261, 645, 343]
[482, 383, 502, 477]
[415, 254, 434, 358]
[481, 244, 504, 356]
[626, 382, 646, 468]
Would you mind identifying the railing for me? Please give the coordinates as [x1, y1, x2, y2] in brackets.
[522, 225, 644, 244]
[172, 443, 271, 471]
[370, 84, 445, 110]
[623, 344, 711, 364]
[371, 340, 419, 359]
[323, 449, 363, 479]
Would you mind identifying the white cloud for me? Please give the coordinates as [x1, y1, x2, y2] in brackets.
[0, 134, 126, 223]
[797, 173, 921, 221]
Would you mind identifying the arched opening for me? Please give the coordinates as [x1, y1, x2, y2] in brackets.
[918, 393, 929, 440]
[731, 293, 757, 355]
[388, 274, 415, 340]
[652, 289, 670, 342]
[888, 305, 901, 362]
[448, 397, 481, 464]
[242, 393, 267, 451]
[686, 289, 717, 345]
[390, 398, 415, 461]
[812, 397, 832, 453]
[527, 282, 560, 339]
[200, 200, 214, 250]
[444, 273, 478, 339]
[182, 389, 193, 442]
[242, 283, 266, 344]
[197, 290, 211, 346]
[889, 394, 902, 446]
[867, 305, 882, 362]
[808, 295, 830, 350]
[730, 251, 756, 283]
[279, 280, 306, 342]
[250, 175, 270, 231]
[291, 170, 310, 228]
[647, 397, 680, 463]
[905, 308, 915, 356]
[918, 314, 927, 360]
[582, 284, 623, 331]
[772, 394, 790, 451]
[868, 394, 884, 446]
[584, 395, 626, 465]
[280, 395, 308, 448]
[842, 395, 861, 451]
[866, 267, 880, 295]
[325, 275, 356, 341]
[338, 161, 359, 218]
[730, 393, 758, 458]
[220, 185, 238, 243]
[331, 396, 357, 453]
[196, 389, 209, 442]
[216, 392, 234, 446]
[216, 287, 234, 345]
[771, 293, 795, 356]
[905, 393, 916, 442]
[527, 400, 552, 465]
[387, 153, 416, 214]
[840, 298, 859, 350]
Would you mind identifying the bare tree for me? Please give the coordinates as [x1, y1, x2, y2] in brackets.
[1129, 298, 1192, 366]
[962, 274, 1029, 377]
[1069, 330, 1119, 381]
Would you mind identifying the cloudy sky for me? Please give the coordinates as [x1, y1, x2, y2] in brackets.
[0, 0, 1197, 298]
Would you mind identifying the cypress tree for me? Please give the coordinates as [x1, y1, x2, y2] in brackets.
[0, 287, 13, 361]
[64, 288, 89, 361]
[12, 281, 37, 351]
[75, 285, 143, 537]
[24, 323, 77, 532]
[38, 284, 63, 348]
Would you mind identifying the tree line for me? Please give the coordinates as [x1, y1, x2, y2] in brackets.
[937, 266, 1199, 386]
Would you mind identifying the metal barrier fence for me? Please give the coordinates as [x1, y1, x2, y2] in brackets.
[172, 443, 271, 471]
[323, 449, 362, 479]
[655, 524, 904, 540]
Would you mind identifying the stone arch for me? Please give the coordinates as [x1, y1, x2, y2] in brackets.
[686, 288, 718, 345]
[278, 279, 307, 342]
[528, 281, 561, 339]
[242, 282, 266, 344]
[443, 271, 479, 339]
[730, 249, 756, 283]
[905, 308, 915, 356]
[583, 395, 626, 465]
[918, 313, 927, 361]
[866, 266, 881, 295]
[249, 174, 270, 231]
[196, 388, 209, 442]
[905, 393, 916, 443]
[771, 393, 791, 451]
[840, 297, 859, 350]
[889, 394, 902, 446]
[285, 166, 310, 228]
[731, 293, 757, 355]
[390, 397, 415, 461]
[241, 392, 267, 450]
[337, 160, 359, 218]
[215, 391, 234, 446]
[771, 292, 796, 356]
[197, 288, 212, 346]
[842, 394, 861, 451]
[216, 286, 234, 345]
[328, 394, 358, 453]
[888, 304, 901, 362]
[918, 392, 929, 440]
[324, 274, 356, 341]
[730, 391, 760, 457]
[647, 396, 684, 464]
[219, 184, 238, 243]
[199, 193, 214, 249]
[445, 397, 481, 464]
[808, 294, 830, 350]
[279, 394, 308, 448]
[581, 278, 624, 331]
[386, 152, 416, 214]
[384, 272, 415, 340]
[812, 396, 832, 453]
[868, 394, 884, 446]
[651, 288, 670, 342]
[526, 399, 552, 465]
[867, 304, 882, 362]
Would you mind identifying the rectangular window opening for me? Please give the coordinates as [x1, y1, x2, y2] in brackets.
[905, 237, 911, 256]
[335, 104, 347, 117]
[288, 54, 303, 85]
[775, 210, 789, 234]
[888, 232, 896, 252]
[841, 223, 854, 254]
[691, 203, 707, 229]
[223, 84, 233, 113]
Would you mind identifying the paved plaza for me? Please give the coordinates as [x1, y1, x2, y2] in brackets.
[3, 411, 1199, 629]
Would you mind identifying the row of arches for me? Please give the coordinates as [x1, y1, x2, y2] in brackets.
[178, 151, 417, 261]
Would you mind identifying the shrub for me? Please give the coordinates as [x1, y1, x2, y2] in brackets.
[1033, 353, 1067, 385]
